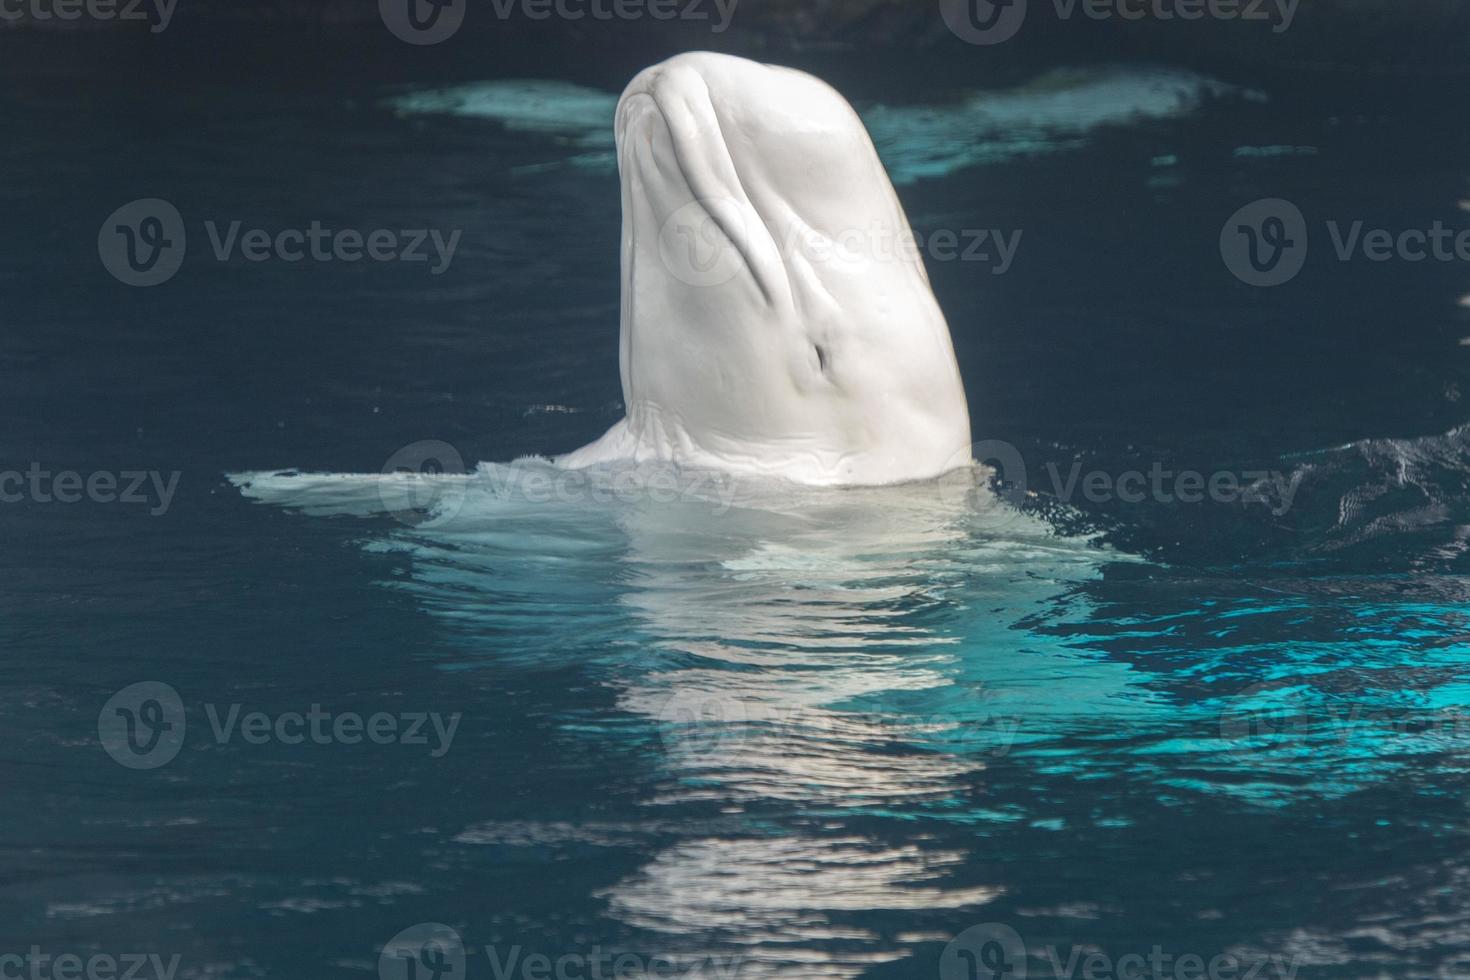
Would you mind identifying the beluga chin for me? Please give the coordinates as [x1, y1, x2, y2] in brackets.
[557, 51, 973, 486]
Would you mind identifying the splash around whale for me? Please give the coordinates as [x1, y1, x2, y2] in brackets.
[557, 51, 973, 486]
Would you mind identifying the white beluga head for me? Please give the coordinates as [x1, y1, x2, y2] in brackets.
[559, 51, 973, 486]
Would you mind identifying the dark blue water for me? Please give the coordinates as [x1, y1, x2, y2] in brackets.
[6, 51, 1470, 980]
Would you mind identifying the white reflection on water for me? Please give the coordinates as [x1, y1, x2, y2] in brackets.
[385, 64, 1257, 185]
[231, 459, 1159, 977]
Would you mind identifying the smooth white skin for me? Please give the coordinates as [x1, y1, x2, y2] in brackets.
[558, 52, 972, 486]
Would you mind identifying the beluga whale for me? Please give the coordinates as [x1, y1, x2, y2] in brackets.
[558, 51, 973, 486]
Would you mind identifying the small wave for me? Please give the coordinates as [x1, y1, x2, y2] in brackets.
[1266, 424, 1470, 567]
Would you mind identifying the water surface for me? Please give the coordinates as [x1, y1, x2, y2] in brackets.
[5, 54, 1470, 979]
